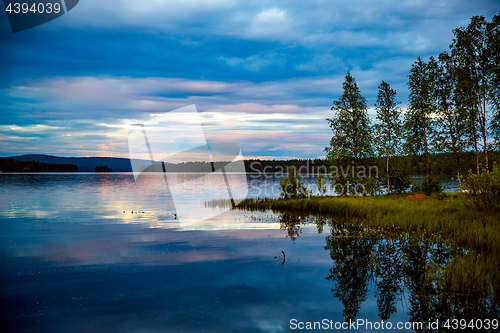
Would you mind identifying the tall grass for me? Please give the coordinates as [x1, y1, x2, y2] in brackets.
[205, 195, 500, 299]
[235, 195, 500, 253]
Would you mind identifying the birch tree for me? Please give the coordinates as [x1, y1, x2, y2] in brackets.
[404, 57, 436, 186]
[374, 81, 402, 194]
[325, 72, 373, 195]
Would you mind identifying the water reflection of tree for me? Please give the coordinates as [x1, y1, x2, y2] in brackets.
[325, 220, 373, 321]
[278, 214, 499, 326]
[374, 238, 403, 320]
[315, 216, 327, 234]
[278, 213, 328, 239]
[278, 213, 303, 241]
[403, 241, 500, 332]
[403, 241, 435, 330]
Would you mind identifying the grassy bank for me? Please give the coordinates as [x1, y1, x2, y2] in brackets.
[229, 194, 500, 254]
[205, 194, 500, 296]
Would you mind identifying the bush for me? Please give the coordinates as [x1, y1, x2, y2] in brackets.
[387, 165, 411, 194]
[279, 167, 310, 199]
[463, 163, 500, 212]
[411, 176, 443, 196]
[317, 172, 327, 195]
[430, 192, 450, 200]
[363, 176, 382, 196]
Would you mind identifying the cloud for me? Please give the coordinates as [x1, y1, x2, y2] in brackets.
[296, 53, 346, 73]
[0, 75, 337, 158]
[218, 53, 286, 71]
[1, 0, 498, 158]
[2, 75, 337, 117]
[246, 8, 289, 40]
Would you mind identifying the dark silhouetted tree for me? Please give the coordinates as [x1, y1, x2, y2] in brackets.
[374, 81, 402, 194]
[434, 52, 468, 192]
[404, 56, 437, 185]
[325, 72, 373, 195]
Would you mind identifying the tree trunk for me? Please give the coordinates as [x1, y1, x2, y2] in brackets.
[386, 139, 390, 194]
[480, 70, 489, 172]
[353, 133, 364, 196]
[482, 96, 489, 172]
[423, 126, 429, 186]
[449, 118, 463, 193]
[473, 128, 479, 175]
[454, 151, 463, 193]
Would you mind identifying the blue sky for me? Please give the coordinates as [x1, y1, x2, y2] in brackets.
[1, 0, 498, 159]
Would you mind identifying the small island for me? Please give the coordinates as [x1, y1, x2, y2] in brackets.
[95, 165, 113, 172]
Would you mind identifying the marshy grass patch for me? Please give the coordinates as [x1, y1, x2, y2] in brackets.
[233, 194, 500, 253]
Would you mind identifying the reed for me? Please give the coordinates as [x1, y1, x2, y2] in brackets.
[231, 195, 500, 253]
[205, 195, 500, 296]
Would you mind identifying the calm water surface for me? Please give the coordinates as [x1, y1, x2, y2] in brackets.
[0, 173, 497, 332]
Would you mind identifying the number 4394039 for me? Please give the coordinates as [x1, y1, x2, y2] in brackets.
[5, 2, 62, 14]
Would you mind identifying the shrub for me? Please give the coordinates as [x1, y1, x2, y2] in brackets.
[387, 165, 411, 194]
[328, 172, 378, 196]
[411, 176, 443, 196]
[463, 163, 500, 212]
[279, 167, 310, 199]
[317, 172, 327, 195]
[363, 176, 382, 196]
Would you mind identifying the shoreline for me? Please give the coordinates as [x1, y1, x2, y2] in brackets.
[220, 194, 500, 254]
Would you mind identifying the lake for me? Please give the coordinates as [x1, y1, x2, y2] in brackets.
[0, 173, 497, 332]
[246, 173, 462, 198]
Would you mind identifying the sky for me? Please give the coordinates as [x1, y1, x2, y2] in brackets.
[0, 0, 498, 160]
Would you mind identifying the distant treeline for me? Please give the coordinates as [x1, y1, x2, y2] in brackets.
[3, 153, 498, 175]
[142, 152, 500, 175]
[0, 158, 78, 172]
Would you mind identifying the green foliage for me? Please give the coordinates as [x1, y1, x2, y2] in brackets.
[325, 72, 372, 164]
[489, 14, 500, 150]
[463, 163, 500, 212]
[374, 81, 402, 155]
[374, 81, 402, 194]
[238, 195, 500, 253]
[411, 176, 443, 195]
[491, 112, 500, 151]
[317, 172, 327, 195]
[405, 57, 436, 153]
[387, 165, 411, 194]
[430, 192, 452, 200]
[450, 14, 500, 171]
[279, 167, 310, 199]
[328, 171, 355, 196]
[404, 56, 437, 183]
[409, 182, 420, 193]
[243, 152, 498, 180]
[433, 52, 468, 192]
[325, 72, 374, 194]
[320, 13, 499, 191]
[363, 176, 382, 196]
